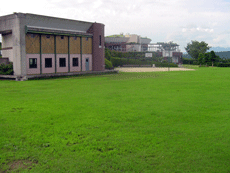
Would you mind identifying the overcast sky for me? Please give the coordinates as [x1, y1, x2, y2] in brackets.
[1, 0, 230, 52]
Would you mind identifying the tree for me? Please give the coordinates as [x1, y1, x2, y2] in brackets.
[185, 40, 210, 60]
[105, 48, 112, 60]
[198, 51, 220, 66]
[198, 53, 205, 65]
[209, 51, 220, 66]
[204, 53, 211, 66]
[105, 58, 113, 69]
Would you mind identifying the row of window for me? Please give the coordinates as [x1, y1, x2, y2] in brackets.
[29, 58, 79, 69]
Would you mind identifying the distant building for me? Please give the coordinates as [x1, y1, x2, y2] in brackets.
[0, 13, 105, 76]
[105, 34, 182, 64]
[105, 33, 151, 52]
[148, 42, 183, 64]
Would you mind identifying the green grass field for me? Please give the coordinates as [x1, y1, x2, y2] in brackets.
[182, 64, 200, 69]
[1, 67, 230, 172]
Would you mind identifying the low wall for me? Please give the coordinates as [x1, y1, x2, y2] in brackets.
[0, 58, 10, 65]
[0, 69, 119, 81]
[122, 64, 152, 67]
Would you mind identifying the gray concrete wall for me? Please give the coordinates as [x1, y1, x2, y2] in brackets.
[0, 14, 15, 62]
[0, 14, 14, 33]
[2, 34, 13, 47]
[12, 13, 26, 76]
[25, 13, 93, 32]
[2, 34, 13, 62]
[0, 13, 26, 75]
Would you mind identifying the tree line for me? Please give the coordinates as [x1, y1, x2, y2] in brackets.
[184, 40, 230, 67]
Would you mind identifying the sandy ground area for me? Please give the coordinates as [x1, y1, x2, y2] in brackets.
[115, 67, 195, 72]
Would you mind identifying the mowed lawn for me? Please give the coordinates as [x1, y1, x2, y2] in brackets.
[0, 67, 230, 172]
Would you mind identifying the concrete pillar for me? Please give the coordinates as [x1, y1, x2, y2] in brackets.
[12, 13, 26, 76]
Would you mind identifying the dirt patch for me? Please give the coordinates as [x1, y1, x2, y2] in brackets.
[115, 67, 195, 72]
[1, 160, 38, 172]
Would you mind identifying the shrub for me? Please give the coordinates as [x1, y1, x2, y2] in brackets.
[154, 62, 178, 67]
[207, 62, 212, 66]
[183, 58, 195, 64]
[213, 62, 219, 66]
[217, 63, 230, 67]
[110, 57, 122, 67]
[105, 58, 113, 69]
[0, 63, 14, 75]
[193, 61, 198, 65]
[105, 48, 112, 60]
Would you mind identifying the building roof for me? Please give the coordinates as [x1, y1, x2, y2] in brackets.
[26, 26, 92, 36]
[0, 13, 103, 34]
[24, 13, 94, 33]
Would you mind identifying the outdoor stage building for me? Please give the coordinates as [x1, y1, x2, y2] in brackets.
[0, 13, 105, 76]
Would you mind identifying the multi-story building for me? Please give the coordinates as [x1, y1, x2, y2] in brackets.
[105, 33, 151, 52]
[105, 34, 182, 64]
[148, 42, 183, 64]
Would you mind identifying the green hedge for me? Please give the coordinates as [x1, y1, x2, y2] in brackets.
[193, 61, 198, 65]
[0, 63, 14, 75]
[217, 63, 230, 67]
[198, 62, 222, 67]
[105, 58, 113, 69]
[110, 57, 178, 67]
[154, 62, 178, 67]
[110, 57, 121, 67]
[183, 58, 195, 64]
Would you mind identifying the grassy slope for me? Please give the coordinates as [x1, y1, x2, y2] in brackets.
[0, 68, 230, 172]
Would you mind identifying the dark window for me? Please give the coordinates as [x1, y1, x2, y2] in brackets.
[61, 36, 64, 39]
[45, 58, 52, 68]
[99, 35, 101, 46]
[29, 58, 37, 68]
[74, 36, 77, 40]
[59, 58, 66, 67]
[46, 35, 50, 39]
[85, 37, 88, 41]
[73, 58, 79, 67]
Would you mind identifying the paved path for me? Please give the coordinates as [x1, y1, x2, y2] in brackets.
[115, 67, 195, 72]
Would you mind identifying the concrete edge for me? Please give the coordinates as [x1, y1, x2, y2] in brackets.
[0, 70, 119, 81]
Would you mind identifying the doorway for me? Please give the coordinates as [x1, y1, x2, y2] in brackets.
[85, 58, 89, 71]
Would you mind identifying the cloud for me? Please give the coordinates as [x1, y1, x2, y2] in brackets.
[1, 0, 230, 51]
[182, 26, 214, 33]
